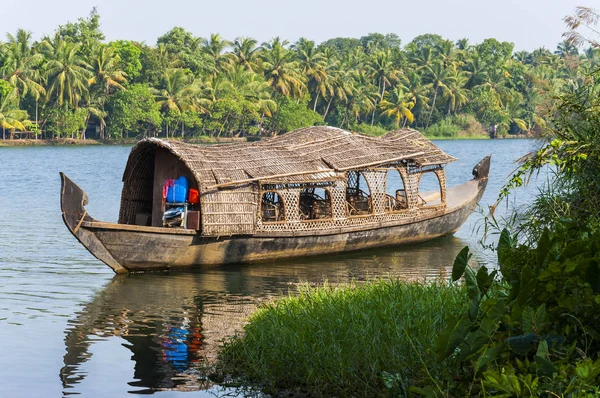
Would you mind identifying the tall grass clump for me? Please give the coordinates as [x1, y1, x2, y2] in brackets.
[219, 280, 466, 396]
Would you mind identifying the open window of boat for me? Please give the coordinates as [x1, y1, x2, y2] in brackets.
[300, 187, 333, 221]
[260, 191, 285, 223]
[346, 171, 373, 217]
[384, 166, 409, 213]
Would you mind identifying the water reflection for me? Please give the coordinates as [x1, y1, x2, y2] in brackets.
[61, 235, 480, 395]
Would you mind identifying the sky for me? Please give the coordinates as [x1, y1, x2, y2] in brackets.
[1, 0, 594, 51]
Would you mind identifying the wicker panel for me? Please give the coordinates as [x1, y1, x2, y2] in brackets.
[363, 170, 387, 214]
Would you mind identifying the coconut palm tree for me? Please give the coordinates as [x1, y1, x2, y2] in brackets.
[153, 69, 205, 137]
[231, 37, 261, 72]
[88, 46, 127, 93]
[292, 38, 327, 110]
[423, 61, 452, 128]
[444, 69, 470, 115]
[201, 33, 232, 75]
[0, 91, 31, 139]
[379, 87, 415, 128]
[1, 29, 45, 102]
[397, 71, 430, 126]
[366, 49, 401, 114]
[260, 37, 305, 98]
[40, 34, 92, 108]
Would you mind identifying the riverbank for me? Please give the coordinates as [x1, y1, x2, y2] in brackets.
[0, 136, 249, 147]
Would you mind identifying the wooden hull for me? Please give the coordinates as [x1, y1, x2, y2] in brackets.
[60, 157, 489, 274]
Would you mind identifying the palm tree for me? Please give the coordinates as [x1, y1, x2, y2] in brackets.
[379, 87, 415, 128]
[153, 69, 204, 137]
[344, 70, 378, 127]
[88, 46, 127, 93]
[293, 38, 327, 110]
[231, 37, 261, 72]
[0, 91, 31, 139]
[435, 39, 459, 68]
[1, 29, 45, 101]
[423, 61, 452, 128]
[201, 33, 232, 75]
[260, 37, 305, 98]
[463, 54, 489, 89]
[444, 69, 470, 115]
[397, 71, 430, 126]
[40, 34, 92, 108]
[366, 49, 401, 118]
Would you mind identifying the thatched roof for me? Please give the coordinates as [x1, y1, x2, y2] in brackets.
[125, 126, 456, 191]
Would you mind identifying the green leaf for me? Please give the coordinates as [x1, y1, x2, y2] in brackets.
[536, 228, 550, 267]
[475, 343, 504, 372]
[522, 306, 534, 334]
[436, 316, 467, 360]
[476, 265, 491, 296]
[498, 228, 514, 265]
[452, 246, 471, 282]
[534, 303, 546, 332]
[535, 340, 555, 377]
[464, 266, 480, 301]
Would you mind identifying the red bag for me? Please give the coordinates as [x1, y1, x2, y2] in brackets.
[188, 188, 200, 204]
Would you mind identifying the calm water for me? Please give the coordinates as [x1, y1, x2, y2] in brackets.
[0, 139, 542, 397]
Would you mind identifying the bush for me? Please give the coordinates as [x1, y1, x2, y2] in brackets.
[433, 223, 600, 396]
[268, 96, 323, 133]
[425, 118, 461, 137]
[425, 115, 486, 138]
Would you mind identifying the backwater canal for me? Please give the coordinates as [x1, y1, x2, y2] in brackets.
[0, 139, 542, 396]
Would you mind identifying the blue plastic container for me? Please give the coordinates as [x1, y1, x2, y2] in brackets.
[166, 176, 188, 203]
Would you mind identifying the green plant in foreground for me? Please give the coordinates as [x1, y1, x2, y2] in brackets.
[218, 280, 466, 397]
[434, 222, 600, 397]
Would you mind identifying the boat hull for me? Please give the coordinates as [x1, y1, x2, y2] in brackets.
[92, 195, 479, 272]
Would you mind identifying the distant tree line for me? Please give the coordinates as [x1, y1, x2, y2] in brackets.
[0, 8, 594, 140]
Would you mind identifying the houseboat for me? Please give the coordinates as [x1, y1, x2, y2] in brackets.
[60, 126, 490, 274]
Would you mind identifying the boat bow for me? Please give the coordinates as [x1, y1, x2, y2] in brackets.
[60, 172, 127, 274]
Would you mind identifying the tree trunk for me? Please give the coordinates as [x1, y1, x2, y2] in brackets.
[35, 100, 39, 139]
[323, 96, 334, 119]
[426, 88, 438, 129]
[313, 91, 320, 112]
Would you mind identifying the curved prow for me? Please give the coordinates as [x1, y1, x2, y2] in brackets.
[472, 155, 491, 180]
[60, 172, 128, 274]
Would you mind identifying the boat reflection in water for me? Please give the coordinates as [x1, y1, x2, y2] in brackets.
[61, 235, 480, 395]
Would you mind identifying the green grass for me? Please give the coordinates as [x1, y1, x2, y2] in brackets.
[219, 279, 466, 397]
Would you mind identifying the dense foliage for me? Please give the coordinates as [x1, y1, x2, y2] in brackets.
[499, 67, 600, 241]
[425, 32, 600, 396]
[0, 9, 595, 139]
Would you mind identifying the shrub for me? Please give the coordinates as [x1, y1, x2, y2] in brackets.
[425, 118, 460, 137]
